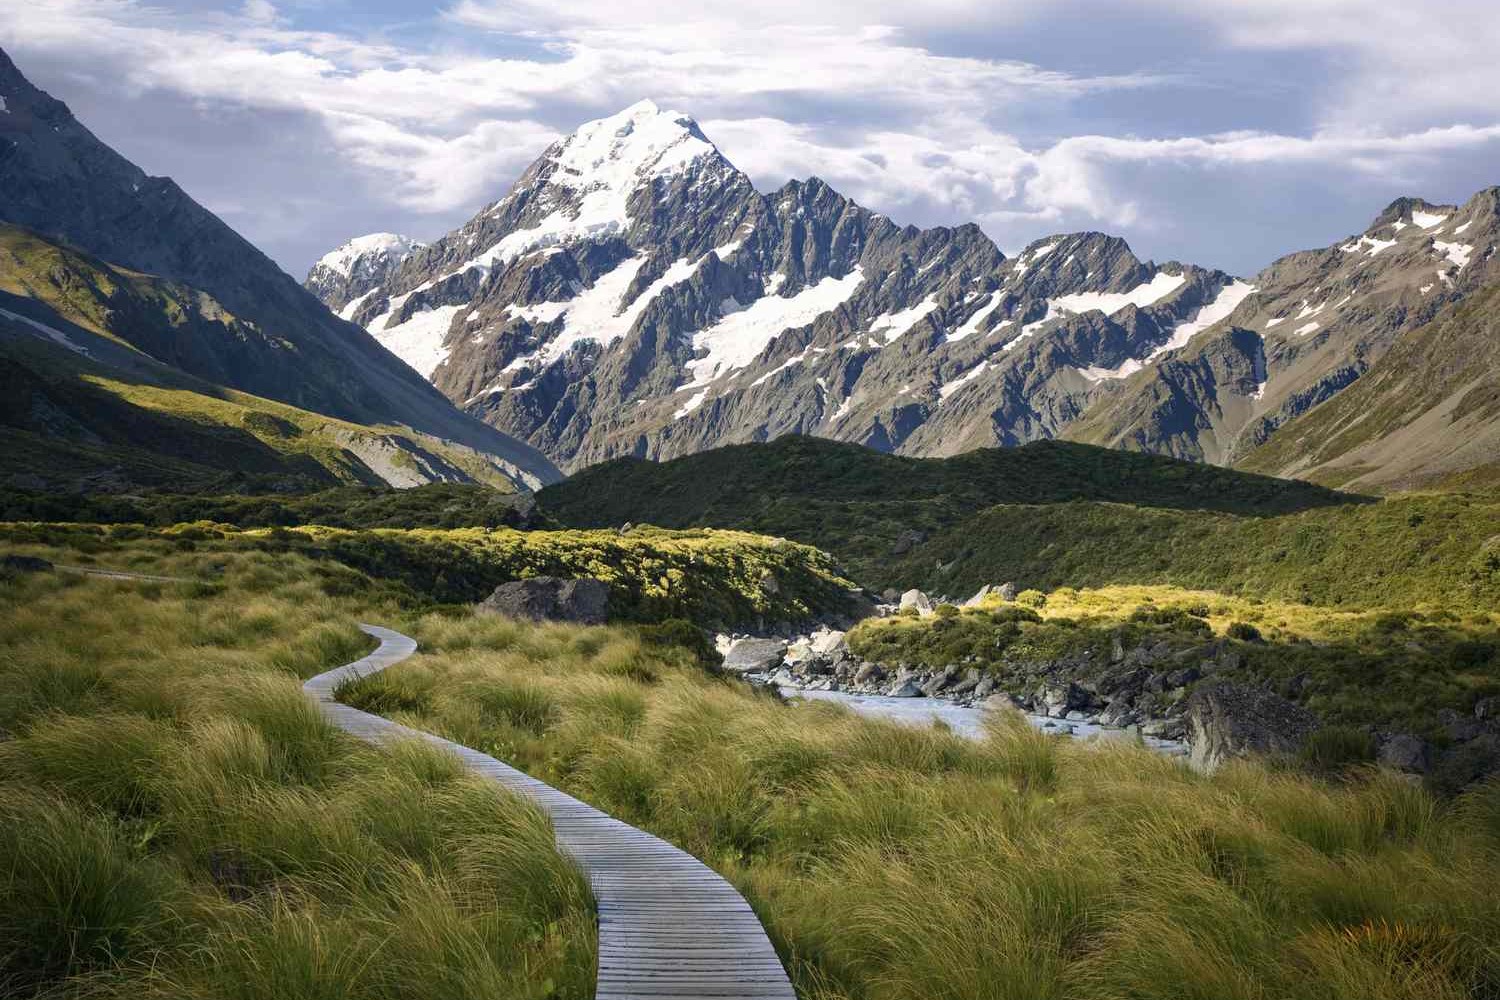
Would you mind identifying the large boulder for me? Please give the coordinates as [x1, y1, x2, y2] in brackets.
[1185, 680, 1320, 772]
[478, 576, 610, 625]
[722, 637, 789, 673]
[899, 589, 934, 616]
[809, 629, 848, 656]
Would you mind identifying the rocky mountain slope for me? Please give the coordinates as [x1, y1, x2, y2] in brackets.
[0, 47, 558, 491]
[305, 233, 427, 317]
[0, 227, 542, 493]
[1069, 191, 1500, 468]
[1236, 278, 1500, 491]
[314, 101, 1499, 486]
[313, 102, 1247, 473]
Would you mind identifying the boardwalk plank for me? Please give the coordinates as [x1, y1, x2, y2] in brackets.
[305, 624, 797, 1000]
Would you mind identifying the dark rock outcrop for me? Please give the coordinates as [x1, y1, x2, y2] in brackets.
[478, 576, 610, 624]
[1185, 680, 1320, 772]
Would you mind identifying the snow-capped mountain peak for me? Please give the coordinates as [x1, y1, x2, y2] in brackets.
[549, 99, 719, 193]
[315, 232, 424, 280]
[305, 232, 425, 314]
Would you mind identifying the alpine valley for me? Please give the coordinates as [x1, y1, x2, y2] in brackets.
[312, 100, 1499, 488]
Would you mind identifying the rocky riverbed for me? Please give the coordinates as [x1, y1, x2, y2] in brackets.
[716, 615, 1195, 757]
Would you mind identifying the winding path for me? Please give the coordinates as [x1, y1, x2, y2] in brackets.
[305, 624, 797, 1000]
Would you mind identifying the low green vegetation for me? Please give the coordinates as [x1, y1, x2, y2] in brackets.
[849, 584, 1500, 743]
[8, 526, 1500, 1000]
[892, 493, 1500, 611]
[0, 549, 594, 1000]
[341, 605, 1500, 1000]
[539, 436, 1356, 585]
[0, 483, 530, 530]
[0, 518, 855, 628]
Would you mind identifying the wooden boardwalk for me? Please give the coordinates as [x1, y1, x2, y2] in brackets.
[305, 624, 798, 1000]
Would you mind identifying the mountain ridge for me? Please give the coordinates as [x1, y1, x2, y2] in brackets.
[0, 47, 560, 491]
[312, 102, 1247, 473]
[311, 101, 1498, 487]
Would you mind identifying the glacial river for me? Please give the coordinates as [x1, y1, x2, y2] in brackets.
[779, 686, 1190, 756]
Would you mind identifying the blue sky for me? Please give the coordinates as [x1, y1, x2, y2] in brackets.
[8, 1, 1500, 277]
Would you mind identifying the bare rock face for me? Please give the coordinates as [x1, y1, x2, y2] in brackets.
[899, 589, 934, 616]
[1185, 680, 1320, 772]
[722, 637, 789, 673]
[478, 576, 610, 624]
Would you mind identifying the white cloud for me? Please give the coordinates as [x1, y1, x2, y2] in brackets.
[5, 0, 1499, 276]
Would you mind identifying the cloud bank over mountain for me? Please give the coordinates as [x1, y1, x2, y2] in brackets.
[9, 0, 1500, 276]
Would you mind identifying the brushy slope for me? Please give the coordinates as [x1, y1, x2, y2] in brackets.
[0, 483, 531, 531]
[341, 608, 1500, 1000]
[847, 585, 1500, 768]
[0, 551, 594, 1000]
[890, 492, 1500, 611]
[540, 436, 1357, 584]
[0, 520, 857, 628]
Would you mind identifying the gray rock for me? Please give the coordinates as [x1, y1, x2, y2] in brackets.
[973, 676, 996, 699]
[1039, 681, 1090, 718]
[963, 585, 994, 607]
[853, 662, 884, 686]
[996, 582, 1018, 602]
[1185, 680, 1320, 772]
[478, 576, 609, 625]
[920, 669, 957, 697]
[888, 680, 924, 698]
[809, 629, 847, 656]
[722, 637, 790, 673]
[1377, 733, 1431, 774]
[1064, 710, 1089, 723]
[1477, 696, 1500, 722]
[899, 589, 934, 616]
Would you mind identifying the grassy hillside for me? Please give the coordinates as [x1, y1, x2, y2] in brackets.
[540, 436, 1356, 585]
[890, 492, 1500, 612]
[0, 320, 536, 493]
[1239, 282, 1500, 492]
[0, 483, 531, 531]
[0, 224, 555, 492]
[0, 520, 856, 628]
[0, 549, 595, 1000]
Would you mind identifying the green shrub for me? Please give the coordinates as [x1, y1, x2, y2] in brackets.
[1015, 589, 1047, 609]
[1228, 621, 1264, 643]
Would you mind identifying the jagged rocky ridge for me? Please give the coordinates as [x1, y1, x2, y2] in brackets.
[0, 47, 558, 490]
[1068, 192, 1500, 468]
[312, 102, 1248, 472]
[312, 101, 1499, 480]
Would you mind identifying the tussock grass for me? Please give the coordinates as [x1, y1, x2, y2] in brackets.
[10, 530, 1500, 1000]
[346, 607, 1500, 1000]
[0, 547, 595, 1000]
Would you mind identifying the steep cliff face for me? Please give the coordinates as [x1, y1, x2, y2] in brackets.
[0, 47, 558, 490]
[314, 102, 1239, 472]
